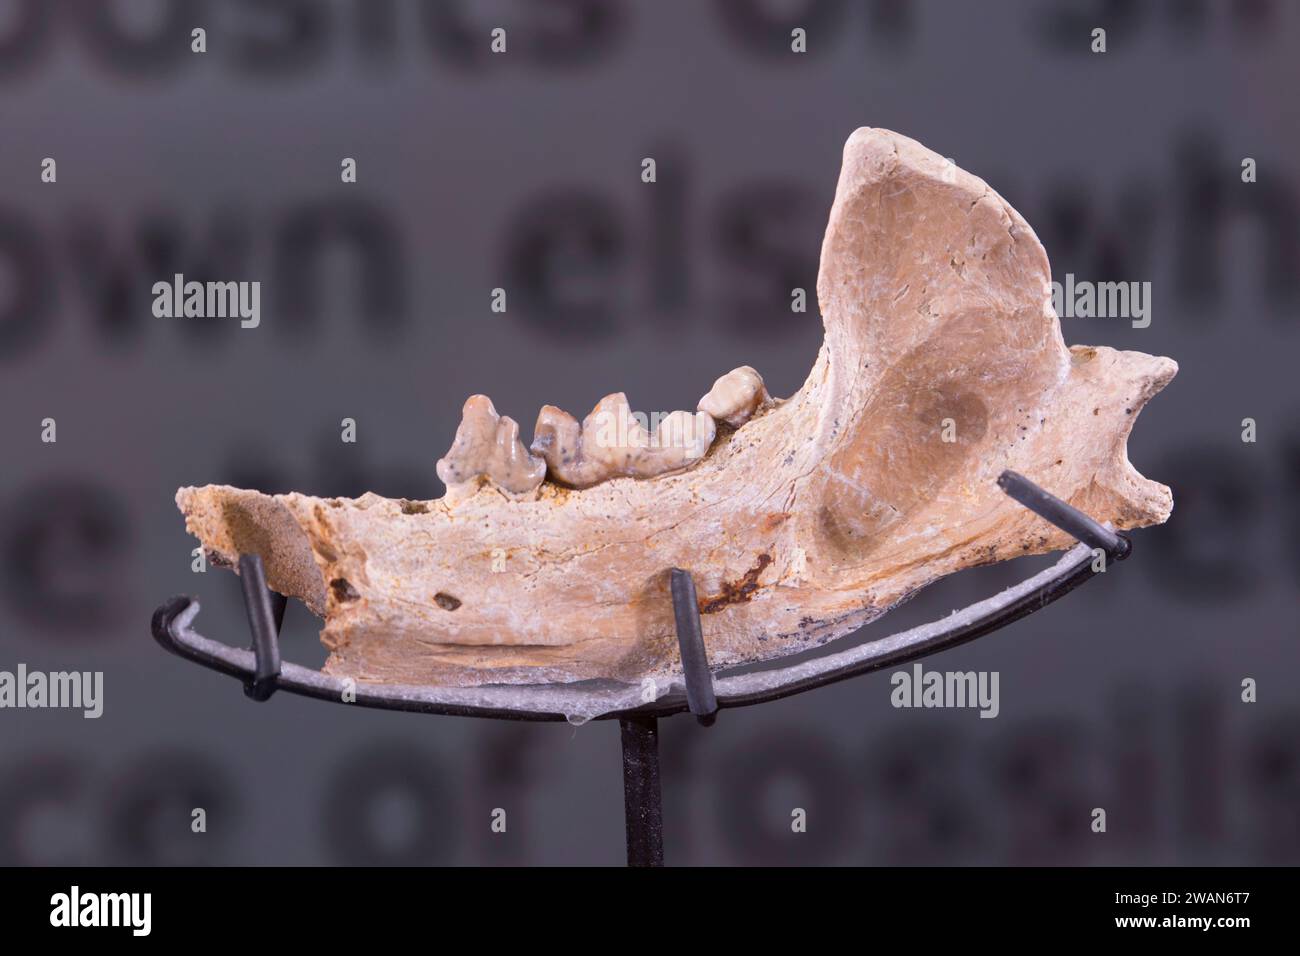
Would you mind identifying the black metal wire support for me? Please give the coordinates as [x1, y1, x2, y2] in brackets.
[670, 568, 718, 725]
[238, 554, 284, 701]
[150, 470, 1135, 866]
[997, 470, 1131, 560]
[618, 716, 664, 867]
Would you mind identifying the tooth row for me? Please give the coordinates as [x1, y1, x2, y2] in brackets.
[533, 394, 716, 488]
[435, 367, 769, 497]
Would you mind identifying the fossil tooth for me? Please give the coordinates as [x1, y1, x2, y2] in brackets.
[530, 404, 592, 486]
[435, 395, 545, 498]
[654, 409, 717, 461]
[531, 393, 716, 488]
[698, 366, 770, 428]
[175, 127, 1177, 700]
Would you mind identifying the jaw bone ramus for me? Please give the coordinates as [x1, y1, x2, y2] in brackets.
[176, 128, 1176, 689]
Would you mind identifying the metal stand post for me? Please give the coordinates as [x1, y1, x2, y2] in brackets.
[618, 716, 664, 867]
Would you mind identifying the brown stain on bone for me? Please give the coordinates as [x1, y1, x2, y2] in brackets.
[699, 553, 773, 614]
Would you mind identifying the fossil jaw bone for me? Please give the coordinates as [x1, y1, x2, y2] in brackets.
[175, 127, 1177, 694]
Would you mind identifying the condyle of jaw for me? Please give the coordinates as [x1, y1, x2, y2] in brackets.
[436, 366, 770, 495]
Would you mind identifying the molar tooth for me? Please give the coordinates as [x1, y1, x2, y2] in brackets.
[699, 366, 770, 427]
[436, 395, 545, 497]
[653, 409, 716, 464]
[588, 392, 643, 454]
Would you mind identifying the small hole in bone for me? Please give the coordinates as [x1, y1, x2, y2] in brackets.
[400, 500, 429, 514]
[330, 578, 360, 602]
[434, 592, 462, 611]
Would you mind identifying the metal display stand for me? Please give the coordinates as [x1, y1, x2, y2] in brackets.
[151, 470, 1131, 866]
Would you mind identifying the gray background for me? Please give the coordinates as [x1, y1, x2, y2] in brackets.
[0, 0, 1296, 865]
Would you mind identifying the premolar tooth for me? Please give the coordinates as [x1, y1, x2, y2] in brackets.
[531, 404, 604, 487]
[699, 366, 770, 427]
[436, 395, 546, 497]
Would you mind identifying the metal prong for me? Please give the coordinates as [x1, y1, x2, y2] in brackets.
[238, 554, 283, 701]
[998, 470, 1130, 560]
[669, 568, 718, 725]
